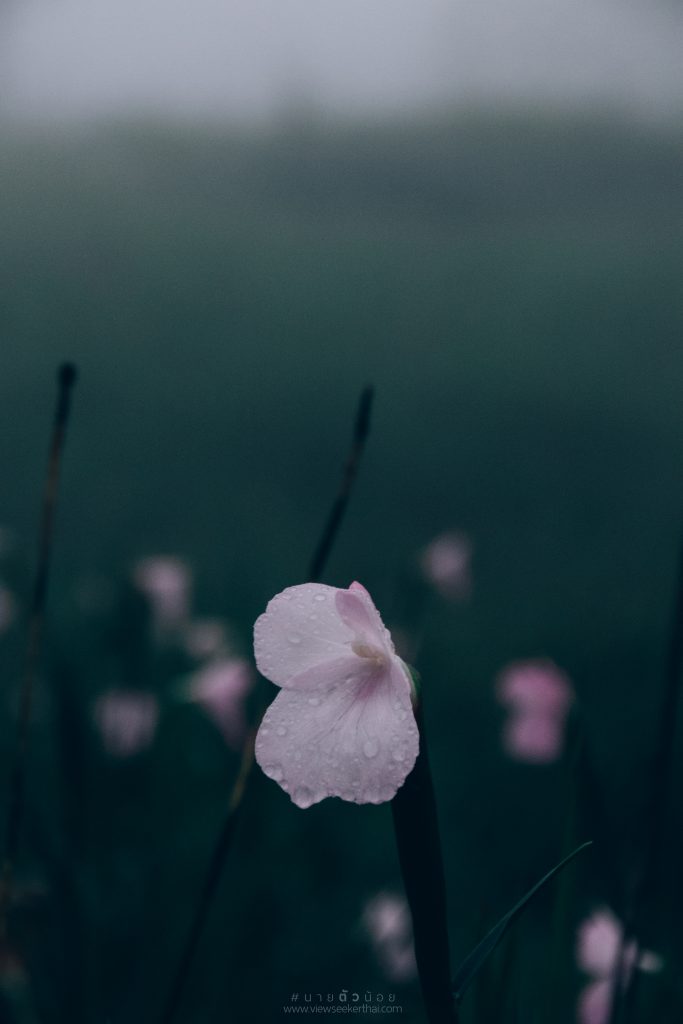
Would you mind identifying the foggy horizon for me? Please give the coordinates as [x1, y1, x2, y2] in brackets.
[1, 0, 682, 124]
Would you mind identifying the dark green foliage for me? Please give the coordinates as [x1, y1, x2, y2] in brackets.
[0, 109, 682, 1022]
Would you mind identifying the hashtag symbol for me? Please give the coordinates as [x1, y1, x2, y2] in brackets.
[290, 993, 299, 1002]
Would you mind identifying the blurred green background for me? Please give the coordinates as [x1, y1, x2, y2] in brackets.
[1, 109, 682, 1022]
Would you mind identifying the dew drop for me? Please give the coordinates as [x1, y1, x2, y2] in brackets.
[363, 738, 380, 759]
[307, 696, 321, 706]
[314, 594, 326, 602]
[392, 749, 404, 762]
[288, 633, 302, 645]
[276, 725, 287, 736]
[268, 765, 283, 782]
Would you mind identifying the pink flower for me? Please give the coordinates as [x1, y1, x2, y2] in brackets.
[187, 657, 253, 748]
[503, 714, 565, 764]
[183, 618, 230, 660]
[362, 892, 417, 982]
[496, 660, 573, 764]
[133, 556, 191, 633]
[254, 582, 419, 808]
[94, 689, 159, 757]
[578, 978, 614, 1024]
[419, 531, 472, 600]
[577, 908, 627, 978]
[576, 908, 663, 1024]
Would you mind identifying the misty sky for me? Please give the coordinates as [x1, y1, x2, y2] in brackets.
[2, 0, 682, 121]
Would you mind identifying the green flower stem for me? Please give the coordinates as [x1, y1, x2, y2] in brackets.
[391, 695, 458, 1024]
[0, 363, 78, 944]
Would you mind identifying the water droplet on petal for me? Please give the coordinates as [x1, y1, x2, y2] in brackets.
[288, 633, 302, 645]
[268, 765, 283, 781]
[276, 725, 287, 736]
[308, 696, 321, 706]
[392, 749, 404, 762]
[314, 594, 326, 602]
[363, 738, 380, 758]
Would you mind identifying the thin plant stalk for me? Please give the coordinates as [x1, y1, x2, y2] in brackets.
[157, 732, 255, 1024]
[391, 696, 458, 1024]
[0, 363, 78, 942]
[158, 385, 375, 1024]
[308, 385, 374, 583]
[612, 533, 683, 1024]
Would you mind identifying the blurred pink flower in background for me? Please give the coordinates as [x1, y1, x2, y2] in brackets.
[187, 657, 253, 748]
[362, 892, 417, 982]
[0, 585, 16, 633]
[576, 907, 663, 1024]
[254, 581, 419, 808]
[419, 531, 472, 600]
[183, 617, 231, 660]
[94, 689, 160, 757]
[496, 659, 574, 763]
[577, 908, 629, 978]
[578, 978, 613, 1024]
[133, 556, 192, 634]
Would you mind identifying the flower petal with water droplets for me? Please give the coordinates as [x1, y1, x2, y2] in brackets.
[254, 584, 356, 687]
[255, 665, 419, 808]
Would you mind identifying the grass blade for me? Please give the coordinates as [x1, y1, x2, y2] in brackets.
[453, 840, 592, 1003]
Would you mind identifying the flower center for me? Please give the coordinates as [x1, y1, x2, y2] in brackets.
[351, 640, 386, 667]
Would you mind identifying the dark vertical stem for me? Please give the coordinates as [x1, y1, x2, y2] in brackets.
[158, 385, 375, 1024]
[157, 733, 254, 1024]
[391, 699, 457, 1024]
[308, 385, 374, 583]
[614, 531, 683, 1023]
[0, 363, 78, 942]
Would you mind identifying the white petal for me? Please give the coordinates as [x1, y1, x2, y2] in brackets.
[254, 583, 355, 687]
[255, 658, 419, 808]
